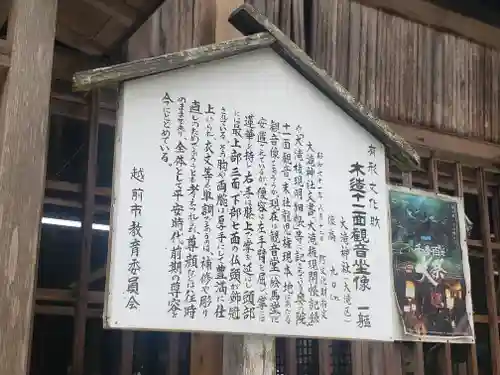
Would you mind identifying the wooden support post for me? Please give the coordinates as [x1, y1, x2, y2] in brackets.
[190, 333, 222, 375]
[477, 167, 500, 375]
[0, 0, 58, 374]
[70, 90, 100, 375]
[454, 163, 478, 375]
[428, 157, 453, 375]
[318, 340, 330, 375]
[223, 335, 275, 375]
[285, 338, 297, 375]
[121, 331, 134, 375]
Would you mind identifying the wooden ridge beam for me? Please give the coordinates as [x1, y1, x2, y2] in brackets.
[354, 0, 500, 52]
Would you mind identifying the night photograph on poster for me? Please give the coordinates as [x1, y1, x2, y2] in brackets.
[390, 187, 473, 338]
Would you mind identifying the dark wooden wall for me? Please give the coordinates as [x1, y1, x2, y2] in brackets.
[129, 0, 500, 144]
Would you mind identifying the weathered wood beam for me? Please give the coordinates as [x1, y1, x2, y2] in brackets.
[35, 288, 104, 304]
[56, 23, 107, 56]
[389, 121, 500, 168]
[68, 266, 106, 289]
[51, 96, 116, 126]
[0, 0, 58, 374]
[81, 0, 136, 27]
[477, 167, 500, 375]
[72, 32, 275, 91]
[354, 0, 500, 51]
[35, 305, 101, 317]
[46, 178, 111, 197]
[223, 335, 275, 375]
[44, 196, 110, 212]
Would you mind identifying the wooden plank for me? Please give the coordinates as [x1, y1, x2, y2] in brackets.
[46, 179, 111, 197]
[81, 0, 137, 26]
[121, 332, 134, 375]
[169, 332, 180, 375]
[229, 4, 419, 171]
[215, 0, 242, 42]
[427, 157, 453, 375]
[400, 170, 424, 375]
[354, 0, 500, 53]
[222, 335, 274, 375]
[0, 0, 58, 374]
[70, 90, 100, 375]
[285, 338, 297, 375]
[389, 121, 500, 166]
[34, 305, 101, 317]
[51, 97, 116, 126]
[454, 163, 478, 375]
[477, 167, 500, 375]
[73, 32, 275, 91]
[35, 288, 104, 304]
[190, 333, 222, 375]
[318, 340, 330, 375]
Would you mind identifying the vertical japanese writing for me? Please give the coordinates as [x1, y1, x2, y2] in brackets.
[256, 117, 268, 323]
[183, 100, 201, 320]
[228, 111, 243, 321]
[316, 151, 329, 321]
[281, 123, 293, 324]
[160, 92, 173, 163]
[215, 107, 229, 319]
[199, 102, 216, 318]
[242, 114, 256, 321]
[294, 125, 307, 326]
[355, 144, 380, 329]
[305, 140, 319, 326]
[168, 96, 187, 319]
[126, 167, 145, 310]
[368, 145, 380, 230]
[340, 217, 351, 322]
[269, 120, 281, 324]
[349, 160, 372, 329]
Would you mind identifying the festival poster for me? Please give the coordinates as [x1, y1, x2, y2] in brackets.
[390, 186, 474, 339]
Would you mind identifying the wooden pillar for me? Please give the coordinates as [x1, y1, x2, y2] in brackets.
[223, 335, 275, 375]
[0, 0, 58, 374]
[477, 167, 500, 375]
[70, 89, 100, 375]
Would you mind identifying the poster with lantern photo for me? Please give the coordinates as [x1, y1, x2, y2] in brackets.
[389, 186, 474, 340]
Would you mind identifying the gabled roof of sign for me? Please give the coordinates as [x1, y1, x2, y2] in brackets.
[73, 4, 420, 170]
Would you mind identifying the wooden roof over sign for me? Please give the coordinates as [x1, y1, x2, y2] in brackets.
[0, 0, 166, 56]
[72, 4, 420, 170]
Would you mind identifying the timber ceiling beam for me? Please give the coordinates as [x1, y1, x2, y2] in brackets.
[354, 0, 500, 51]
[81, 0, 136, 27]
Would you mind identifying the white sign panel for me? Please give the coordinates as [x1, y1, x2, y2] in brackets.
[106, 48, 395, 341]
